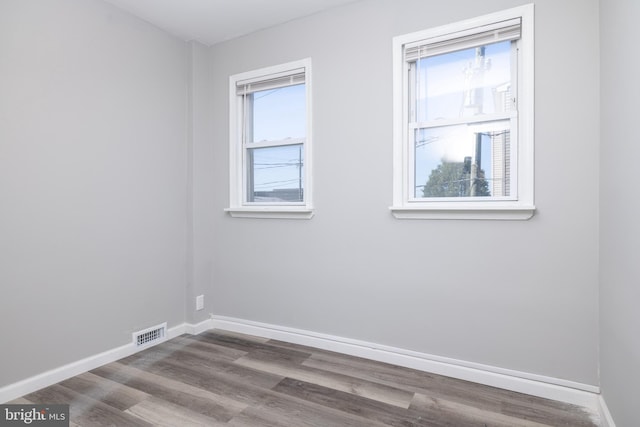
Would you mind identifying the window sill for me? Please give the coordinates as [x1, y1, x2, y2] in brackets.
[389, 204, 535, 220]
[225, 207, 314, 220]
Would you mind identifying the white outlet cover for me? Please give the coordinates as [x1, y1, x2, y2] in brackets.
[196, 295, 204, 311]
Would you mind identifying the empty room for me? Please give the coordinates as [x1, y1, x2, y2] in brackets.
[0, 0, 637, 425]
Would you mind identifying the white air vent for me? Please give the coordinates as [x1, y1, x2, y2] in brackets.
[133, 322, 167, 347]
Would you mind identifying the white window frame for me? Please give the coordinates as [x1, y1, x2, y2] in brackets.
[390, 5, 535, 220]
[225, 58, 313, 219]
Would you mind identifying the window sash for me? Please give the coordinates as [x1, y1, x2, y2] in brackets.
[405, 36, 520, 202]
[238, 69, 307, 205]
[242, 137, 306, 204]
[242, 135, 307, 205]
[409, 112, 516, 130]
[244, 137, 305, 150]
[408, 118, 518, 202]
[240, 88, 306, 146]
[244, 143, 305, 205]
[407, 39, 519, 125]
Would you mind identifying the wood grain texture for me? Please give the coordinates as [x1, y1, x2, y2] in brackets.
[125, 397, 226, 427]
[58, 372, 149, 411]
[24, 383, 153, 426]
[234, 355, 415, 409]
[15, 330, 599, 426]
[91, 363, 246, 422]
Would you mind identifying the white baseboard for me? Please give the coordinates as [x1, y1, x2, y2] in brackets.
[0, 321, 207, 404]
[598, 395, 616, 427]
[210, 315, 601, 412]
[182, 318, 214, 335]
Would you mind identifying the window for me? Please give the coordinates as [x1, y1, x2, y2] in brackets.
[226, 59, 313, 219]
[391, 5, 534, 219]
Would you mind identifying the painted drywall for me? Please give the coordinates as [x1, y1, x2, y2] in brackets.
[187, 40, 216, 324]
[202, 0, 600, 385]
[600, 0, 640, 425]
[0, 0, 188, 387]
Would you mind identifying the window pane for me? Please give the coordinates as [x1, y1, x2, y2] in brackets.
[414, 40, 512, 123]
[415, 121, 510, 198]
[247, 144, 304, 203]
[249, 84, 306, 142]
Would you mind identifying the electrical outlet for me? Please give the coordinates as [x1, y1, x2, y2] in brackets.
[196, 295, 204, 311]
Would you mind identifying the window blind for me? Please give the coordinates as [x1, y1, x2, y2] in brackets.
[404, 18, 521, 61]
[236, 68, 305, 95]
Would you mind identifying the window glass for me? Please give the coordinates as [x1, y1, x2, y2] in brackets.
[414, 121, 510, 198]
[247, 144, 304, 202]
[250, 84, 306, 142]
[414, 41, 512, 123]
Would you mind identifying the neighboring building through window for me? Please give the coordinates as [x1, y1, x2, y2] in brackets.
[226, 59, 313, 219]
[391, 5, 535, 219]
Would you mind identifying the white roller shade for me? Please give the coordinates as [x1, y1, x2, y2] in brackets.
[405, 18, 521, 61]
[236, 68, 305, 95]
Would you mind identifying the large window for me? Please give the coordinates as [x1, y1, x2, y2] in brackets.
[391, 5, 534, 219]
[226, 59, 313, 219]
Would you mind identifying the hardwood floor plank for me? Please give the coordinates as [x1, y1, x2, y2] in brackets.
[410, 392, 551, 427]
[122, 343, 229, 372]
[167, 334, 248, 361]
[194, 330, 283, 353]
[114, 354, 278, 408]
[499, 397, 599, 427]
[303, 349, 443, 390]
[121, 345, 285, 391]
[125, 396, 227, 427]
[197, 331, 312, 364]
[235, 353, 415, 409]
[6, 397, 34, 404]
[243, 346, 312, 366]
[226, 407, 295, 427]
[58, 372, 149, 411]
[273, 377, 455, 427]
[24, 383, 153, 426]
[233, 387, 389, 427]
[91, 362, 247, 421]
[211, 329, 271, 343]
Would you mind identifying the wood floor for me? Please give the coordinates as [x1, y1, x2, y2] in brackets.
[12, 330, 599, 426]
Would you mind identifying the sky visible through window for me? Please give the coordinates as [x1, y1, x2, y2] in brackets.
[252, 84, 305, 142]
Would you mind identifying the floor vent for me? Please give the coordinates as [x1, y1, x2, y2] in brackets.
[133, 322, 167, 347]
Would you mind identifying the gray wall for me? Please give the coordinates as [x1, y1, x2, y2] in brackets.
[188, 41, 216, 324]
[203, 0, 600, 385]
[0, 0, 188, 387]
[600, 0, 640, 425]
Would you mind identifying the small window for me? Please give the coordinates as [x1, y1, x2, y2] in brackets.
[226, 59, 313, 219]
[391, 5, 535, 219]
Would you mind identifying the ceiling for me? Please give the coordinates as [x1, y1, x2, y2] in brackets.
[103, 0, 360, 46]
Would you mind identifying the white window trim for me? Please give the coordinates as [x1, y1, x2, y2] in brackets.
[226, 58, 313, 220]
[390, 5, 535, 220]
